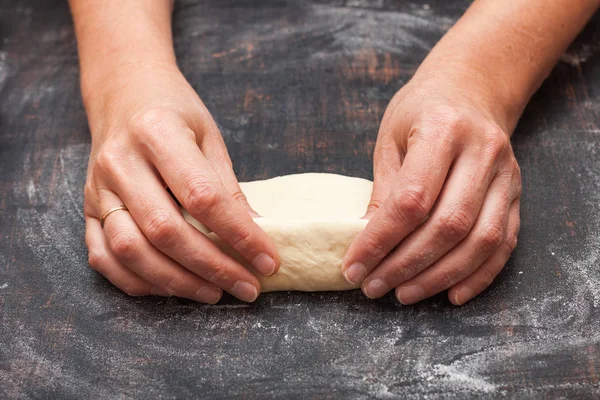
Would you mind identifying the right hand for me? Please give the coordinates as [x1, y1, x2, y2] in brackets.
[83, 63, 280, 303]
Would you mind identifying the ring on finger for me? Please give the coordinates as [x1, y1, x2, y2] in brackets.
[100, 204, 129, 228]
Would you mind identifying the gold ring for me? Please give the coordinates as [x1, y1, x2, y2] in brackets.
[100, 205, 129, 228]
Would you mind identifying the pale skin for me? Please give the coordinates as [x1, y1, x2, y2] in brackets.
[70, 0, 599, 305]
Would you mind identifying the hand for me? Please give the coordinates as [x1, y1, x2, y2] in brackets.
[343, 75, 521, 305]
[83, 63, 279, 303]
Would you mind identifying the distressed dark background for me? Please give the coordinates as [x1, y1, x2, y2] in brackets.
[1, 0, 599, 398]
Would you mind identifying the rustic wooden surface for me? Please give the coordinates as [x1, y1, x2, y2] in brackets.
[1, 0, 599, 398]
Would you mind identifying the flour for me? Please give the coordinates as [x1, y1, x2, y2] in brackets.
[4, 1, 600, 398]
[561, 43, 600, 67]
[0, 51, 9, 88]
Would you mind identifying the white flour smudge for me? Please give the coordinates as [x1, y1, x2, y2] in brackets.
[561, 43, 600, 66]
[430, 363, 497, 393]
[0, 51, 9, 89]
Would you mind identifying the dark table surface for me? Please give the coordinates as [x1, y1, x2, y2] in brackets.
[1, 1, 600, 398]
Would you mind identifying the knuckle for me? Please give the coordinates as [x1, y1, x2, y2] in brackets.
[128, 107, 176, 136]
[424, 106, 464, 142]
[483, 127, 509, 158]
[121, 283, 149, 297]
[478, 265, 497, 287]
[435, 208, 472, 241]
[201, 261, 229, 284]
[513, 161, 522, 180]
[477, 223, 505, 254]
[436, 269, 460, 289]
[390, 261, 419, 282]
[429, 105, 463, 129]
[362, 231, 392, 262]
[182, 177, 220, 217]
[145, 210, 179, 248]
[390, 186, 430, 223]
[228, 228, 253, 254]
[503, 232, 519, 254]
[162, 276, 183, 295]
[94, 146, 120, 175]
[512, 163, 523, 194]
[109, 230, 141, 263]
[83, 181, 96, 202]
[87, 248, 104, 271]
[230, 189, 249, 205]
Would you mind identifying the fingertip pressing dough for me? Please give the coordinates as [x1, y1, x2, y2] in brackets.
[182, 173, 373, 292]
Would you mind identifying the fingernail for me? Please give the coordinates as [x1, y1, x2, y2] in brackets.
[252, 253, 276, 276]
[396, 285, 426, 305]
[363, 278, 388, 298]
[231, 281, 259, 302]
[195, 286, 222, 304]
[454, 287, 474, 306]
[344, 262, 367, 284]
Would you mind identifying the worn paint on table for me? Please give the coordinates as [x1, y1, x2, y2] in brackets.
[1, 1, 600, 398]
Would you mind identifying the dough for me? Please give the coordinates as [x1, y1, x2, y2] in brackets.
[183, 173, 373, 292]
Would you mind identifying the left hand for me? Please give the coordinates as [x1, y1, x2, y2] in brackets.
[343, 74, 522, 305]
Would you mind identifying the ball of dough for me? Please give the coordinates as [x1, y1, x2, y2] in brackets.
[182, 173, 373, 292]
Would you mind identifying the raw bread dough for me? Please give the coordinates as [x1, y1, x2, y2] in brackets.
[182, 173, 373, 292]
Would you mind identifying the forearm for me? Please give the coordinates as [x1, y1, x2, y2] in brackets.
[69, 0, 176, 109]
[414, 0, 598, 132]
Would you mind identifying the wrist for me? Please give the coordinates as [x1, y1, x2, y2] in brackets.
[410, 58, 527, 134]
[80, 58, 181, 130]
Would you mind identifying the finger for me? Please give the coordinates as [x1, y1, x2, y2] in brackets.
[97, 189, 224, 304]
[98, 158, 263, 302]
[360, 152, 495, 299]
[394, 172, 512, 304]
[197, 123, 257, 213]
[342, 132, 456, 285]
[203, 145, 261, 218]
[86, 216, 168, 297]
[449, 199, 521, 305]
[135, 112, 279, 276]
[364, 138, 403, 219]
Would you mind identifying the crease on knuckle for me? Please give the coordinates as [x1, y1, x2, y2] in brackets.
[478, 223, 505, 254]
[230, 189, 249, 204]
[109, 230, 140, 263]
[362, 231, 391, 262]
[367, 197, 385, 214]
[229, 228, 253, 254]
[201, 261, 229, 284]
[391, 186, 429, 224]
[183, 177, 220, 217]
[389, 260, 418, 283]
[435, 208, 472, 242]
[145, 210, 179, 248]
